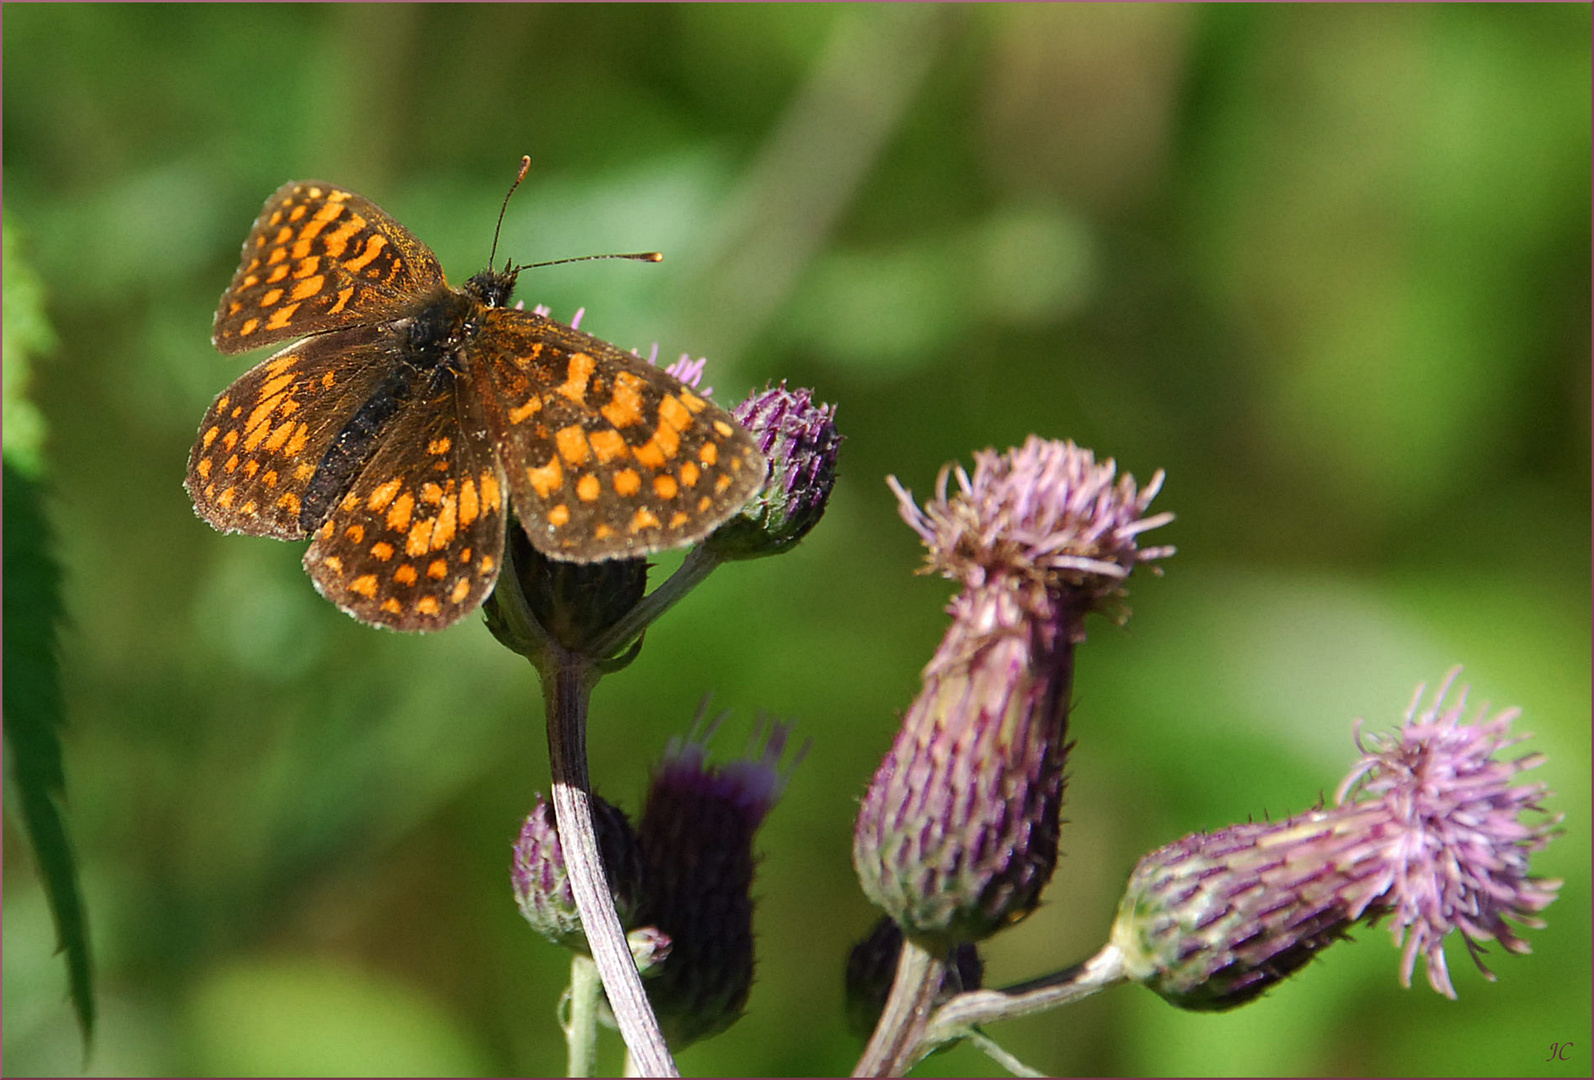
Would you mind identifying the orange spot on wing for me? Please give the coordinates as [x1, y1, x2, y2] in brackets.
[588, 429, 628, 463]
[556, 425, 590, 466]
[349, 574, 379, 598]
[658, 394, 693, 433]
[431, 496, 457, 550]
[406, 519, 434, 556]
[265, 302, 302, 329]
[631, 508, 660, 532]
[576, 474, 601, 502]
[370, 541, 395, 561]
[526, 457, 563, 499]
[394, 564, 419, 586]
[428, 559, 449, 580]
[508, 396, 542, 424]
[263, 420, 296, 452]
[653, 475, 679, 500]
[327, 287, 356, 314]
[548, 504, 570, 527]
[387, 492, 415, 532]
[558, 352, 596, 403]
[342, 232, 387, 274]
[601, 372, 646, 428]
[368, 478, 403, 512]
[613, 469, 641, 497]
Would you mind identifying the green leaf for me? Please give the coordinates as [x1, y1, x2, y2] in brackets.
[2, 219, 56, 478]
[2, 245, 94, 1041]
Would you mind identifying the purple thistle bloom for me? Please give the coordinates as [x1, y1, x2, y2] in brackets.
[706, 383, 843, 560]
[1335, 669, 1563, 997]
[891, 436, 1174, 608]
[664, 353, 710, 396]
[639, 712, 805, 1048]
[1110, 670, 1561, 1010]
[854, 438, 1172, 949]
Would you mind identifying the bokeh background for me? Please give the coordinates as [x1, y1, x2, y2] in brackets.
[4, 4, 1589, 1077]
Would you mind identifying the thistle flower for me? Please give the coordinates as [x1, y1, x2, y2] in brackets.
[706, 383, 842, 560]
[854, 438, 1173, 949]
[639, 712, 804, 1048]
[511, 792, 658, 967]
[1111, 670, 1562, 1010]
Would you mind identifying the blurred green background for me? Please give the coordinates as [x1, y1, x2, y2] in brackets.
[4, 4, 1589, 1077]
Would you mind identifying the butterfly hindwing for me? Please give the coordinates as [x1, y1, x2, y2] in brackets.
[185, 324, 401, 540]
[302, 382, 509, 632]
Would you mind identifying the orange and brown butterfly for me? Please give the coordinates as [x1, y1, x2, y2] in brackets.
[186, 163, 767, 631]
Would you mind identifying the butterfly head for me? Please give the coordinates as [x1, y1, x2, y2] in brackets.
[464, 264, 520, 310]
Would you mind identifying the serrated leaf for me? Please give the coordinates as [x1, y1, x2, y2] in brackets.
[4, 453, 94, 1043]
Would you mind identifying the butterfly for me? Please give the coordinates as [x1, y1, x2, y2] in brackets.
[186, 170, 766, 631]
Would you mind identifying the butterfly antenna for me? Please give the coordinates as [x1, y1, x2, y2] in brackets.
[515, 251, 664, 272]
[489, 155, 533, 272]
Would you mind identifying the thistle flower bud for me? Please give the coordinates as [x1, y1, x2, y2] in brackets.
[706, 383, 842, 560]
[511, 793, 649, 956]
[485, 509, 649, 656]
[844, 917, 983, 1040]
[639, 714, 804, 1048]
[1111, 670, 1562, 1010]
[854, 438, 1172, 950]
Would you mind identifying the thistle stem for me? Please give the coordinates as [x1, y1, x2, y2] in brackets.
[924, 944, 1126, 1041]
[564, 955, 601, 1077]
[543, 654, 678, 1078]
[852, 936, 946, 1077]
[588, 545, 724, 661]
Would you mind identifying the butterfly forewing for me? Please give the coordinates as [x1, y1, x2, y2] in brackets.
[302, 385, 509, 632]
[186, 325, 399, 539]
[212, 181, 447, 353]
[475, 310, 767, 562]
